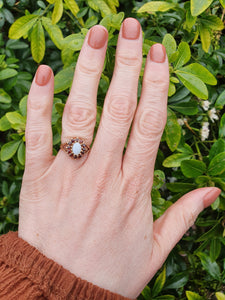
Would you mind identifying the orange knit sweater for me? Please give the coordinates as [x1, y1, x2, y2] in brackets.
[0, 232, 132, 300]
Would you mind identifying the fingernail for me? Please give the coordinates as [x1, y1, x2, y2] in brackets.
[203, 188, 221, 207]
[35, 65, 52, 86]
[122, 18, 140, 40]
[88, 26, 108, 49]
[150, 44, 166, 63]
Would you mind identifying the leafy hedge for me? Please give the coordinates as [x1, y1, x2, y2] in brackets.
[0, 0, 225, 299]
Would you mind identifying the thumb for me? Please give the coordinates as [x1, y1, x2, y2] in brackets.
[149, 187, 221, 277]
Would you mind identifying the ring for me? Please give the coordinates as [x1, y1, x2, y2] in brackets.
[60, 137, 90, 159]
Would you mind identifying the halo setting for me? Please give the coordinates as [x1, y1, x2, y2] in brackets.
[61, 137, 90, 159]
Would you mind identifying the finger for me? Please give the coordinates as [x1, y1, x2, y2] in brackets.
[88, 18, 142, 167]
[25, 65, 54, 179]
[61, 25, 108, 148]
[148, 187, 221, 277]
[122, 44, 169, 186]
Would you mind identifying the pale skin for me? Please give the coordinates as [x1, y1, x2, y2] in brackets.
[18, 18, 221, 299]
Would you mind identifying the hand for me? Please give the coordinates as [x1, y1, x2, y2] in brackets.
[18, 18, 220, 299]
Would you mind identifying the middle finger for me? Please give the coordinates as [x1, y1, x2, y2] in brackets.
[89, 18, 142, 167]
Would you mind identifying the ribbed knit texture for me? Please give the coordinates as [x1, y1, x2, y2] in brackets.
[0, 232, 133, 300]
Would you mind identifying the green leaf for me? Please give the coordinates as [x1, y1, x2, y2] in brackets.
[6, 112, 26, 126]
[191, 0, 213, 16]
[208, 152, 225, 175]
[0, 68, 17, 80]
[169, 86, 190, 102]
[61, 34, 84, 66]
[106, 0, 118, 13]
[94, 0, 111, 17]
[165, 108, 181, 151]
[42, 17, 64, 49]
[174, 42, 191, 69]
[31, 21, 45, 63]
[176, 70, 208, 99]
[156, 296, 175, 300]
[210, 239, 221, 261]
[169, 101, 198, 115]
[17, 141, 25, 165]
[0, 115, 11, 131]
[219, 0, 225, 8]
[64, 0, 80, 16]
[52, 0, 63, 24]
[153, 170, 165, 189]
[0, 140, 21, 161]
[168, 82, 176, 97]
[54, 66, 75, 93]
[87, 0, 100, 12]
[55, 102, 65, 116]
[197, 252, 221, 280]
[209, 139, 225, 161]
[2, 8, 14, 24]
[8, 14, 38, 39]
[177, 143, 194, 154]
[170, 76, 179, 84]
[141, 285, 151, 300]
[212, 177, 225, 191]
[164, 272, 189, 289]
[0, 88, 11, 104]
[19, 95, 28, 116]
[185, 8, 197, 30]
[195, 175, 210, 185]
[196, 223, 221, 242]
[186, 291, 204, 300]
[65, 36, 84, 51]
[178, 63, 216, 85]
[166, 182, 196, 193]
[219, 113, 225, 138]
[162, 34, 177, 61]
[181, 160, 206, 178]
[138, 1, 177, 13]
[201, 15, 224, 31]
[163, 153, 192, 168]
[85, 16, 98, 28]
[152, 265, 166, 297]
[215, 90, 225, 109]
[199, 24, 211, 53]
[215, 292, 225, 300]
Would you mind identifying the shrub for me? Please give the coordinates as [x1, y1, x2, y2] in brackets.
[0, 0, 225, 298]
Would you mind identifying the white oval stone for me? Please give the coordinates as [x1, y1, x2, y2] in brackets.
[72, 142, 81, 155]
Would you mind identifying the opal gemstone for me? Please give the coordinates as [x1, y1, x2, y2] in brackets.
[72, 142, 81, 155]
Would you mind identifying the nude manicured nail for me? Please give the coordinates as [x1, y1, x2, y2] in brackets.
[35, 65, 52, 86]
[88, 26, 108, 49]
[122, 18, 140, 40]
[150, 44, 166, 63]
[203, 188, 221, 207]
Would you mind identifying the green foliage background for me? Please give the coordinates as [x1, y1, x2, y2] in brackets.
[0, 0, 225, 299]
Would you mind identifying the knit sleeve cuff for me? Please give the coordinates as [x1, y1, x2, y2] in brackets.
[0, 231, 132, 300]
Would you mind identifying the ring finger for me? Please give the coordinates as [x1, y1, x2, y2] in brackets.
[61, 25, 108, 156]
[89, 18, 142, 169]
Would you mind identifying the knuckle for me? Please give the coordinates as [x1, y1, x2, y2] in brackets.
[26, 129, 49, 151]
[144, 77, 169, 94]
[121, 175, 148, 214]
[116, 50, 142, 68]
[106, 95, 135, 124]
[65, 101, 96, 129]
[180, 207, 197, 229]
[28, 96, 51, 115]
[77, 61, 100, 77]
[138, 108, 166, 138]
